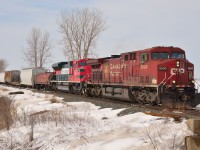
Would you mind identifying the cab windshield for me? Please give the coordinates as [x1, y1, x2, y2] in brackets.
[152, 52, 169, 60]
[171, 53, 185, 59]
[79, 62, 87, 66]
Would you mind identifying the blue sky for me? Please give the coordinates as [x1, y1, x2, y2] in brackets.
[0, 0, 200, 77]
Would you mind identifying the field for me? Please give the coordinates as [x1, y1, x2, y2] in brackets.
[0, 85, 199, 150]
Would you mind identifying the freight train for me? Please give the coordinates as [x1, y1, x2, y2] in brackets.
[0, 46, 198, 107]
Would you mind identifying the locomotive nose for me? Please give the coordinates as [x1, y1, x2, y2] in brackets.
[169, 59, 194, 87]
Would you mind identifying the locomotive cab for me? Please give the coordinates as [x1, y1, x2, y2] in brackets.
[51, 59, 92, 92]
[153, 47, 196, 102]
[125, 46, 196, 106]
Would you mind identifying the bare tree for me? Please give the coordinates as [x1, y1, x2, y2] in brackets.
[23, 27, 52, 67]
[57, 8, 106, 60]
[0, 59, 8, 72]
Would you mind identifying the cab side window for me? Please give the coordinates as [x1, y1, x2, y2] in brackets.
[130, 53, 136, 60]
[124, 55, 129, 61]
[140, 53, 149, 63]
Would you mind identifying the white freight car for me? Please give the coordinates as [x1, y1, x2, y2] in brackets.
[0, 72, 5, 83]
[20, 67, 46, 86]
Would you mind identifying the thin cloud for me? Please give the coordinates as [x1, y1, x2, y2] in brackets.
[0, 0, 200, 77]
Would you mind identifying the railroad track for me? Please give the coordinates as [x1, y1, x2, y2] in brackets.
[2, 84, 200, 119]
[50, 90, 200, 120]
[51, 89, 200, 117]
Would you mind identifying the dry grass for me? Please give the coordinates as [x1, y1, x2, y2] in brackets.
[31, 110, 50, 116]
[0, 88, 8, 94]
[0, 107, 96, 149]
[0, 97, 8, 130]
[0, 116, 5, 130]
[0, 96, 16, 130]
[50, 96, 58, 103]
[0, 87, 8, 91]
[0, 98, 97, 149]
[144, 111, 182, 122]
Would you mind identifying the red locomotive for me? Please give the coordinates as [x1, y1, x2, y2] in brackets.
[47, 46, 196, 106]
[50, 59, 92, 92]
[84, 46, 196, 106]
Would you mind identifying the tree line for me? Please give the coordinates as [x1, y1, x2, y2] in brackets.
[0, 8, 106, 72]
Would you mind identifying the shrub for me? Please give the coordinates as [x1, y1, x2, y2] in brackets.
[0, 96, 16, 130]
[50, 96, 57, 103]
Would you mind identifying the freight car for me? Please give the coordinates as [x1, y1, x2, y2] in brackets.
[5, 70, 20, 85]
[0, 70, 21, 85]
[0, 72, 5, 83]
[35, 72, 53, 90]
[20, 67, 46, 87]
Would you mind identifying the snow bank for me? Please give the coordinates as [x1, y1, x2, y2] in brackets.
[0, 85, 193, 150]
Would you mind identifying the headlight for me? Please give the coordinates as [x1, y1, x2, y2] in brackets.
[192, 80, 195, 84]
[176, 61, 180, 67]
[172, 80, 176, 84]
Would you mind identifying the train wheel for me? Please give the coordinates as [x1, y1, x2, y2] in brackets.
[128, 89, 137, 103]
[52, 84, 58, 92]
[90, 89, 95, 97]
[45, 85, 49, 91]
[72, 84, 81, 95]
[99, 91, 103, 98]
[81, 88, 86, 96]
[94, 87, 102, 98]
[136, 91, 148, 104]
[147, 92, 157, 104]
[86, 88, 91, 97]
[93, 89, 97, 97]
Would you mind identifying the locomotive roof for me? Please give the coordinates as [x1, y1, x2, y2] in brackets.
[86, 46, 186, 65]
[4, 70, 20, 72]
[86, 57, 112, 64]
[146, 46, 184, 53]
[121, 46, 185, 55]
[52, 62, 68, 70]
[21, 67, 46, 70]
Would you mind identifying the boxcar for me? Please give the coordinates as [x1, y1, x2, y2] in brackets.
[5, 70, 20, 85]
[20, 67, 46, 87]
[35, 72, 53, 89]
[0, 72, 5, 83]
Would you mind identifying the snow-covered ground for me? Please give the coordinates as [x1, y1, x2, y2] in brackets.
[195, 79, 200, 93]
[0, 85, 195, 150]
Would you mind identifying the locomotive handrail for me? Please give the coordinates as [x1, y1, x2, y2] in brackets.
[194, 79, 200, 92]
[158, 72, 167, 87]
[194, 79, 200, 86]
[49, 73, 54, 82]
[81, 74, 88, 82]
[163, 74, 174, 85]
